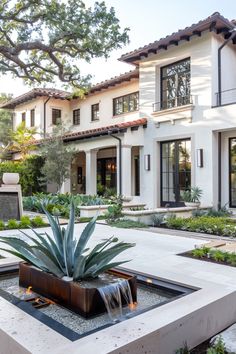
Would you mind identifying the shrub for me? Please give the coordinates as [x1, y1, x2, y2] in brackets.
[19, 216, 31, 228]
[109, 219, 147, 229]
[31, 216, 46, 227]
[210, 250, 226, 262]
[0, 156, 45, 196]
[166, 216, 185, 229]
[207, 336, 226, 354]
[0, 220, 5, 230]
[7, 219, 19, 229]
[151, 213, 165, 227]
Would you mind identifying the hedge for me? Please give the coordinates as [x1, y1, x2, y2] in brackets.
[0, 156, 46, 196]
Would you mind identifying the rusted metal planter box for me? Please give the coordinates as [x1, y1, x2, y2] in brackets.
[19, 262, 137, 318]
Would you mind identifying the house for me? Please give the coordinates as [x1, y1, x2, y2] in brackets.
[2, 12, 236, 210]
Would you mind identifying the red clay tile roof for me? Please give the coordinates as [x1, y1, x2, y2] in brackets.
[1, 88, 71, 109]
[119, 12, 236, 63]
[30, 118, 147, 146]
[1, 70, 138, 109]
[89, 69, 138, 94]
[63, 118, 147, 142]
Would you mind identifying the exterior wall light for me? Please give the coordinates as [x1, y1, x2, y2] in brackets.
[144, 154, 150, 171]
[197, 148, 203, 168]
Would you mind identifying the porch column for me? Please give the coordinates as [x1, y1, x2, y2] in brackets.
[121, 145, 132, 197]
[85, 149, 97, 195]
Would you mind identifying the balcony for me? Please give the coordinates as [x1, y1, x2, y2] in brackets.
[214, 88, 236, 107]
[152, 95, 194, 126]
[153, 95, 193, 112]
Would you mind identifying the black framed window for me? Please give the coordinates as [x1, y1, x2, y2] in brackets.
[161, 58, 191, 110]
[161, 139, 191, 207]
[229, 138, 236, 207]
[73, 109, 80, 125]
[91, 103, 99, 121]
[30, 109, 35, 127]
[22, 112, 26, 123]
[52, 109, 61, 125]
[113, 92, 139, 116]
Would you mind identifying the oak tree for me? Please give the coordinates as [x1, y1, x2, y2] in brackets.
[0, 0, 129, 89]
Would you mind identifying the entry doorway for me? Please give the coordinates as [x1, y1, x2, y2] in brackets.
[160, 139, 191, 206]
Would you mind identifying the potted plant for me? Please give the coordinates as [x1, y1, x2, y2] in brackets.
[181, 187, 203, 207]
[0, 202, 136, 317]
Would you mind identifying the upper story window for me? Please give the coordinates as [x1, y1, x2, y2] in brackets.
[52, 108, 61, 125]
[73, 109, 80, 125]
[22, 112, 26, 123]
[30, 109, 35, 127]
[113, 92, 139, 116]
[160, 58, 191, 110]
[91, 103, 99, 121]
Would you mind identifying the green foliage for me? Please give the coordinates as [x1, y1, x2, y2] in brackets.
[181, 187, 203, 203]
[31, 216, 46, 228]
[0, 156, 45, 196]
[0, 203, 135, 280]
[108, 219, 147, 229]
[39, 125, 76, 192]
[151, 213, 165, 227]
[10, 122, 37, 159]
[105, 201, 123, 223]
[0, 93, 13, 159]
[166, 216, 185, 229]
[0, 0, 129, 90]
[207, 336, 226, 354]
[19, 216, 31, 228]
[0, 220, 5, 230]
[23, 192, 111, 218]
[175, 342, 190, 354]
[166, 215, 236, 237]
[192, 247, 210, 258]
[7, 219, 19, 229]
[209, 250, 226, 262]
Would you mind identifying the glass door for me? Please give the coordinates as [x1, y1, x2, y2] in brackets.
[161, 139, 191, 206]
[229, 138, 236, 207]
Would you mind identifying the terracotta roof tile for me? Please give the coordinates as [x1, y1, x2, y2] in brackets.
[119, 12, 235, 63]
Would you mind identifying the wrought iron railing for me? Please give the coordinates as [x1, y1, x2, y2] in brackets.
[215, 88, 236, 107]
[153, 95, 192, 112]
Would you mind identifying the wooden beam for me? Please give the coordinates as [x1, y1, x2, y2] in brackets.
[158, 44, 168, 50]
[169, 40, 178, 46]
[193, 30, 201, 37]
[209, 21, 217, 32]
[180, 35, 190, 41]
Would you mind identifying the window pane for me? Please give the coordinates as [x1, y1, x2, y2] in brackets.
[113, 92, 139, 115]
[52, 109, 61, 125]
[161, 58, 190, 110]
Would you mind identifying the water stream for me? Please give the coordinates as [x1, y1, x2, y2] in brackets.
[98, 279, 134, 322]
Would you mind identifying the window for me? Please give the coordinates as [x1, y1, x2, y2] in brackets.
[229, 138, 236, 207]
[161, 139, 191, 207]
[113, 92, 139, 116]
[30, 109, 35, 127]
[22, 112, 26, 123]
[161, 58, 191, 110]
[73, 109, 80, 125]
[52, 108, 61, 125]
[91, 103, 99, 121]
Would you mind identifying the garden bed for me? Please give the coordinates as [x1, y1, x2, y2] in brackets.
[158, 215, 236, 238]
[0, 215, 46, 230]
[179, 246, 236, 268]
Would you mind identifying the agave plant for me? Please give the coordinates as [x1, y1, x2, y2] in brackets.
[0, 203, 135, 280]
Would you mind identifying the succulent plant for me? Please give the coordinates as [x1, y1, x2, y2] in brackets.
[0, 203, 135, 280]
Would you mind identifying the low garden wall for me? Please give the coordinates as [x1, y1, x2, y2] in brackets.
[122, 206, 211, 225]
[78, 203, 146, 218]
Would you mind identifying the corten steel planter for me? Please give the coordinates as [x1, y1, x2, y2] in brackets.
[19, 262, 137, 318]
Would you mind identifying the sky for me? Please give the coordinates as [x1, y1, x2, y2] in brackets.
[1, 0, 236, 96]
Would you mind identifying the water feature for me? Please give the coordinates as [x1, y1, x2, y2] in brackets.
[98, 279, 134, 322]
[0, 269, 195, 341]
